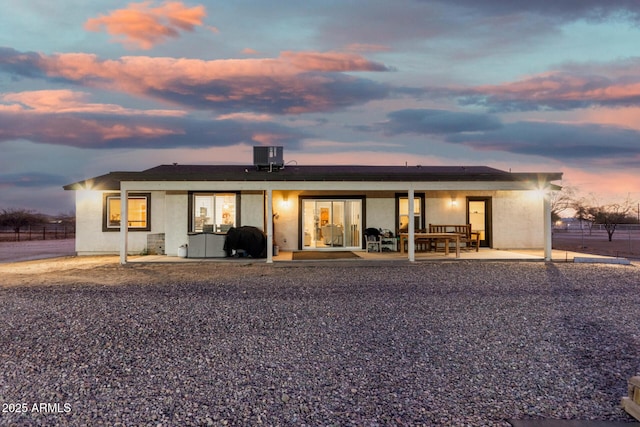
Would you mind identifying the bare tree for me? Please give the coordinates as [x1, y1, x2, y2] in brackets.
[0, 208, 45, 241]
[572, 196, 597, 234]
[597, 201, 636, 241]
[574, 196, 636, 242]
[550, 185, 577, 222]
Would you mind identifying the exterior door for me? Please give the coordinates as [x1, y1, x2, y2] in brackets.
[467, 197, 491, 247]
[301, 199, 361, 249]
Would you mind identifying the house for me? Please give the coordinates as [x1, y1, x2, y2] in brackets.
[63, 147, 562, 263]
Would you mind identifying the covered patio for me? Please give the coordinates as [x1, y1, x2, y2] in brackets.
[128, 247, 629, 264]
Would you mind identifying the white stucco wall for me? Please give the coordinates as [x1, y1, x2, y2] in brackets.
[151, 192, 165, 236]
[273, 192, 297, 251]
[425, 195, 468, 226]
[75, 190, 106, 254]
[492, 190, 544, 249]
[164, 192, 188, 256]
[75, 190, 164, 255]
[240, 193, 265, 229]
[366, 197, 395, 232]
[425, 190, 545, 249]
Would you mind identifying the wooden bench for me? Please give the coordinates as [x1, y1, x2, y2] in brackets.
[399, 229, 432, 252]
[413, 229, 430, 252]
[428, 224, 480, 252]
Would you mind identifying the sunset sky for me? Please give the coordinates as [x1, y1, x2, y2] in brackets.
[1, 0, 640, 215]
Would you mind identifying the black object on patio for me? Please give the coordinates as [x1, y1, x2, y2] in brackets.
[224, 226, 267, 258]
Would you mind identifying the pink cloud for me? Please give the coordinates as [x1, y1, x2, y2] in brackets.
[477, 72, 640, 102]
[581, 107, 640, 131]
[39, 51, 386, 84]
[0, 90, 187, 146]
[216, 112, 273, 122]
[0, 88, 307, 149]
[84, 1, 207, 50]
[0, 89, 184, 116]
[13, 50, 390, 114]
[280, 51, 391, 72]
[0, 113, 183, 147]
[458, 68, 640, 111]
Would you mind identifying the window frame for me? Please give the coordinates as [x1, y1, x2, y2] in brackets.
[102, 193, 151, 232]
[188, 192, 240, 233]
[395, 193, 425, 233]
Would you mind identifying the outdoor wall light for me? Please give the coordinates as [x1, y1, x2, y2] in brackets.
[530, 179, 551, 198]
[450, 197, 458, 207]
[528, 188, 547, 200]
[280, 194, 291, 209]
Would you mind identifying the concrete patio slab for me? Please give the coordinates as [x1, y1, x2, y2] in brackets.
[574, 256, 632, 265]
[127, 247, 633, 264]
[509, 420, 639, 427]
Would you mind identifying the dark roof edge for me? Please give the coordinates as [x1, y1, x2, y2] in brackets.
[63, 166, 563, 191]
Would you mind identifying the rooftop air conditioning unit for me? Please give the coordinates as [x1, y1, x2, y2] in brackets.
[253, 146, 284, 171]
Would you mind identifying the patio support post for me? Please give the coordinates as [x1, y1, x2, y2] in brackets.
[408, 187, 415, 262]
[543, 189, 552, 261]
[266, 188, 273, 263]
[119, 187, 128, 265]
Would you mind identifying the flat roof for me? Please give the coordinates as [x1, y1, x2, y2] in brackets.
[64, 164, 563, 191]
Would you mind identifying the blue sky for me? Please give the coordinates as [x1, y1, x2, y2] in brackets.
[1, 0, 639, 214]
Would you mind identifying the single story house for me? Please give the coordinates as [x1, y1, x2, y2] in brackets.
[63, 147, 562, 263]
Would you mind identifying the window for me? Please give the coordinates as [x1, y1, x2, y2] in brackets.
[397, 195, 423, 232]
[192, 193, 237, 233]
[103, 193, 150, 231]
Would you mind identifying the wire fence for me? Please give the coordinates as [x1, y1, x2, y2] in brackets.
[554, 223, 640, 232]
[0, 225, 75, 242]
[553, 223, 640, 259]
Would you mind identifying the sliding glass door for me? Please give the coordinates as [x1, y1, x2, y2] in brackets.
[302, 199, 362, 249]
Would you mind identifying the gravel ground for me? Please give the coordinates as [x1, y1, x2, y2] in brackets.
[1, 259, 639, 426]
